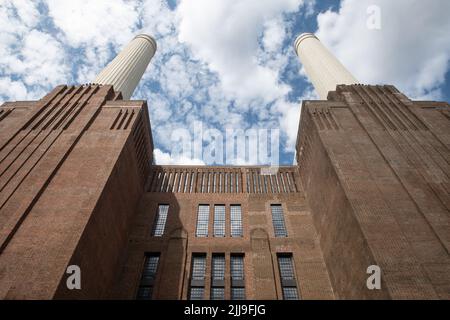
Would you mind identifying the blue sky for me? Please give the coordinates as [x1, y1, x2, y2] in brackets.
[1, 0, 449, 165]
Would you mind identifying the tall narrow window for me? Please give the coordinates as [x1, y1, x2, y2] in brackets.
[166, 172, 172, 192]
[230, 205, 243, 237]
[207, 173, 211, 193]
[184, 172, 189, 193]
[196, 205, 210, 237]
[136, 253, 160, 300]
[213, 205, 226, 237]
[231, 254, 246, 300]
[177, 172, 183, 192]
[277, 254, 299, 300]
[210, 254, 225, 300]
[201, 173, 206, 193]
[190, 172, 195, 193]
[230, 173, 233, 193]
[160, 172, 166, 192]
[189, 254, 206, 300]
[151, 204, 169, 237]
[271, 204, 287, 237]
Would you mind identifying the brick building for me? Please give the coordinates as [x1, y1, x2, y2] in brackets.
[0, 34, 448, 300]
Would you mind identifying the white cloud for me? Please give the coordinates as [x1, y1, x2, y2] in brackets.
[262, 18, 286, 53]
[154, 148, 205, 165]
[6, 0, 447, 166]
[0, 78, 28, 103]
[177, 0, 303, 104]
[0, 1, 69, 103]
[46, 0, 139, 48]
[315, 0, 450, 99]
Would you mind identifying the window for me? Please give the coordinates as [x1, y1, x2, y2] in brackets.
[230, 205, 243, 237]
[210, 254, 225, 300]
[189, 254, 206, 300]
[196, 205, 210, 237]
[213, 205, 226, 237]
[190, 287, 204, 300]
[166, 172, 172, 192]
[136, 253, 160, 300]
[277, 254, 299, 300]
[151, 205, 169, 237]
[190, 172, 195, 193]
[184, 172, 189, 193]
[271, 204, 287, 237]
[231, 254, 245, 300]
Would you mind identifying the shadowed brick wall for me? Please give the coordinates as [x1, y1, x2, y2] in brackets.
[297, 84, 450, 299]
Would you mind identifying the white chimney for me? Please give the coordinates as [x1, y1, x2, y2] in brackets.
[294, 33, 358, 99]
[94, 34, 157, 100]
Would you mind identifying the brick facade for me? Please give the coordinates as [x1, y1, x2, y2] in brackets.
[0, 84, 448, 299]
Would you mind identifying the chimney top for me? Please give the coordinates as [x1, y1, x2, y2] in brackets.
[293, 32, 358, 99]
[294, 33, 317, 56]
[134, 34, 157, 52]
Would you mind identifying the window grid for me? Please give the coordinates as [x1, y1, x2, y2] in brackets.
[211, 254, 225, 300]
[189, 287, 204, 300]
[230, 255, 244, 280]
[278, 256, 295, 279]
[191, 255, 206, 280]
[282, 287, 299, 300]
[213, 205, 226, 237]
[212, 255, 225, 280]
[189, 254, 206, 300]
[196, 205, 210, 237]
[231, 287, 245, 300]
[151, 205, 169, 237]
[142, 255, 159, 280]
[211, 287, 225, 300]
[136, 253, 160, 300]
[137, 286, 153, 300]
[231, 254, 245, 300]
[278, 254, 299, 300]
[271, 205, 287, 237]
[230, 205, 243, 237]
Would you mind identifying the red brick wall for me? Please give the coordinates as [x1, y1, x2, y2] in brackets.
[297, 85, 450, 299]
